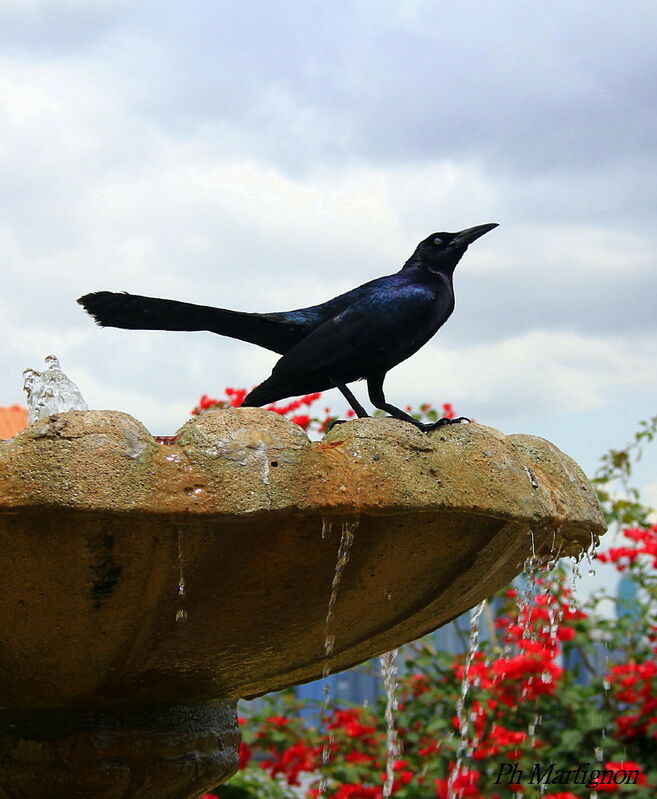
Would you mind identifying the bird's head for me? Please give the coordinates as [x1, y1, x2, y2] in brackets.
[408, 223, 499, 276]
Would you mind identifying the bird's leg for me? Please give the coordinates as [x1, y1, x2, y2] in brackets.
[367, 375, 469, 432]
[328, 379, 369, 429]
[367, 375, 420, 425]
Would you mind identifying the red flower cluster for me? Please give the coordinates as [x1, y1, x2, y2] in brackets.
[609, 661, 657, 741]
[192, 388, 323, 431]
[592, 761, 647, 791]
[454, 582, 584, 715]
[260, 741, 319, 785]
[441, 402, 455, 420]
[327, 785, 380, 799]
[435, 766, 481, 798]
[327, 709, 376, 742]
[264, 714, 289, 726]
[195, 388, 248, 411]
[596, 524, 657, 571]
[470, 722, 527, 761]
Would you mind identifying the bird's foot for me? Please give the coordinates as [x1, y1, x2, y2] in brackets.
[417, 416, 471, 433]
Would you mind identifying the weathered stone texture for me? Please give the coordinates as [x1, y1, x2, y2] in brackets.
[0, 408, 605, 798]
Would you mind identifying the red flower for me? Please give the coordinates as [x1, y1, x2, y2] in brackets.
[597, 524, 657, 569]
[556, 626, 575, 641]
[327, 709, 376, 739]
[345, 751, 377, 765]
[409, 673, 430, 696]
[260, 741, 317, 785]
[265, 715, 289, 726]
[238, 741, 251, 770]
[335, 785, 381, 799]
[592, 761, 646, 791]
[435, 767, 480, 798]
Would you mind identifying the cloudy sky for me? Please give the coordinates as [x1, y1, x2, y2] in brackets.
[2, 0, 657, 500]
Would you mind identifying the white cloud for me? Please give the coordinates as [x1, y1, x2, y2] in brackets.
[0, 1, 656, 469]
[389, 327, 657, 414]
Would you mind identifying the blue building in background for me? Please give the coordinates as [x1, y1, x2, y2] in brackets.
[240, 611, 475, 720]
[242, 571, 629, 718]
[293, 612, 474, 713]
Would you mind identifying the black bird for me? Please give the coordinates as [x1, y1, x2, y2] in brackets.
[78, 223, 498, 431]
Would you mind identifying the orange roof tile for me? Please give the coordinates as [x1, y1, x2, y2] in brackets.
[0, 405, 28, 439]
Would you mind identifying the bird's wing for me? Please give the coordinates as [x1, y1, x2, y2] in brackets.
[272, 282, 440, 380]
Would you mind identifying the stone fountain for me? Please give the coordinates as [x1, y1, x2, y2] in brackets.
[0, 406, 605, 798]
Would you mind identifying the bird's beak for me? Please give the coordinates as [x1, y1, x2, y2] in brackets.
[452, 223, 499, 247]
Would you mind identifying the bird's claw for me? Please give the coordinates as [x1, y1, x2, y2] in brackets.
[418, 416, 471, 433]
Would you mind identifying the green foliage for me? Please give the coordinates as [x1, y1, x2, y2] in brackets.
[591, 414, 657, 527]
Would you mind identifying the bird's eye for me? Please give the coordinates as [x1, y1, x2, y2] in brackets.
[433, 237, 443, 245]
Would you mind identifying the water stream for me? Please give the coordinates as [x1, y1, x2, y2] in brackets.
[176, 529, 188, 623]
[321, 517, 333, 540]
[446, 526, 600, 799]
[380, 649, 400, 798]
[448, 599, 487, 799]
[23, 355, 88, 423]
[318, 519, 357, 799]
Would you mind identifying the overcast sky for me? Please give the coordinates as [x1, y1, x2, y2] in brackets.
[2, 0, 657, 503]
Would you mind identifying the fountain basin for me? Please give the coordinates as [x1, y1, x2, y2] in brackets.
[0, 408, 605, 798]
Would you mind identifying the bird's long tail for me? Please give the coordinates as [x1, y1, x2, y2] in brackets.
[77, 291, 305, 354]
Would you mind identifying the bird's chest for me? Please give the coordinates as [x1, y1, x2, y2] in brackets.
[370, 294, 453, 366]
